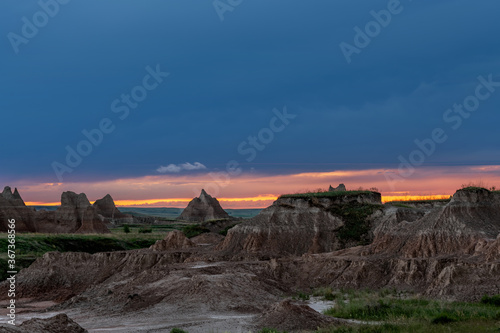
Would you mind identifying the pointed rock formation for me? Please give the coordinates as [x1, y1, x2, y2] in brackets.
[93, 194, 134, 226]
[178, 189, 230, 222]
[0, 186, 35, 232]
[1, 186, 26, 206]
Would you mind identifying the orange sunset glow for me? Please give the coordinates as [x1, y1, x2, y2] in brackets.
[18, 164, 500, 209]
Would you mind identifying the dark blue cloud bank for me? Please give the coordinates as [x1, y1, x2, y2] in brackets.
[1, 0, 499, 184]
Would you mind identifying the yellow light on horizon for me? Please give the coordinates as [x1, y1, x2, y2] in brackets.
[381, 195, 451, 203]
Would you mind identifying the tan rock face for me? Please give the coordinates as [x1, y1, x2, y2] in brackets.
[370, 188, 500, 259]
[178, 189, 230, 222]
[218, 194, 383, 258]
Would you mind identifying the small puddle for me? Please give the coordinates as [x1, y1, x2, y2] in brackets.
[305, 296, 335, 313]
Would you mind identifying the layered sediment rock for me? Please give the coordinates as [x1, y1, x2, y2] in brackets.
[178, 189, 230, 222]
[218, 191, 383, 257]
[369, 188, 500, 258]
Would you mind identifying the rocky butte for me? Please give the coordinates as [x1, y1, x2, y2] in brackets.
[177, 189, 230, 222]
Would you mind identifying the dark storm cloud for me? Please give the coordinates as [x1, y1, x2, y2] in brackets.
[1, 0, 499, 184]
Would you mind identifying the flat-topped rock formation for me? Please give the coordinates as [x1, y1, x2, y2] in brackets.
[218, 191, 383, 258]
[178, 189, 230, 222]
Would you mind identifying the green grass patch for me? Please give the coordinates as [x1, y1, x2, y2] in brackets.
[169, 328, 188, 333]
[219, 224, 237, 236]
[481, 295, 500, 307]
[319, 289, 500, 333]
[181, 224, 210, 238]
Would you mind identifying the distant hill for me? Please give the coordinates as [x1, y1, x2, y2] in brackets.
[30, 206, 262, 219]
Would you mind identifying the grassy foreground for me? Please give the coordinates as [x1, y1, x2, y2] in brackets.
[170, 289, 500, 332]
[316, 288, 500, 332]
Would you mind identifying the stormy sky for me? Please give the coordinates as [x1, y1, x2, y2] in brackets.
[1, 0, 499, 206]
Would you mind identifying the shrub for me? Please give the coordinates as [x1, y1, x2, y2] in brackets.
[138, 227, 152, 233]
[431, 313, 458, 324]
[182, 224, 210, 238]
[219, 224, 237, 236]
[170, 329, 188, 333]
[480, 295, 500, 306]
[332, 204, 382, 246]
[123, 225, 130, 233]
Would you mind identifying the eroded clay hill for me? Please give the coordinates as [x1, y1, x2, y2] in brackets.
[218, 190, 383, 257]
[178, 189, 230, 222]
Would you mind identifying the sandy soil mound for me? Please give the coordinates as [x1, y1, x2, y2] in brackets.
[0, 314, 87, 333]
[255, 300, 338, 332]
